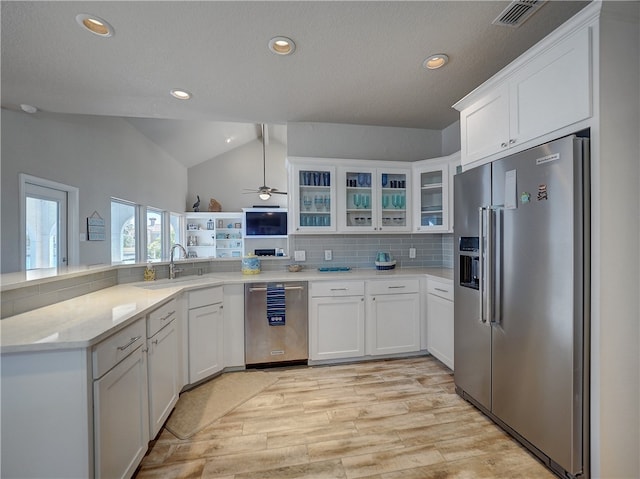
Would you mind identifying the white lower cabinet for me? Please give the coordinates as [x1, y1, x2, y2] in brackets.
[366, 279, 421, 355]
[223, 283, 246, 368]
[426, 277, 454, 369]
[93, 318, 149, 479]
[147, 321, 179, 437]
[188, 286, 224, 383]
[309, 281, 365, 360]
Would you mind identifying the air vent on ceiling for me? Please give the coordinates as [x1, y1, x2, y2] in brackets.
[492, 0, 547, 28]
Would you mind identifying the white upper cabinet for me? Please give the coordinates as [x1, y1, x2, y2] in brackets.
[338, 166, 411, 233]
[456, 21, 592, 167]
[459, 84, 511, 166]
[288, 160, 337, 233]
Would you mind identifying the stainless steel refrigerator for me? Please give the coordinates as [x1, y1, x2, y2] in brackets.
[454, 134, 590, 478]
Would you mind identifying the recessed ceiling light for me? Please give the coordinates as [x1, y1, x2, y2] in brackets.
[269, 36, 296, 55]
[170, 89, 192, 100]
[20, 104, 38, 114]
[423, 54, 449, 70]
[75, 14, 114, 37]
[225, 137, 232, 144]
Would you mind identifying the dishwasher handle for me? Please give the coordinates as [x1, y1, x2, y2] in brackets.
[248, 285, 305, 293]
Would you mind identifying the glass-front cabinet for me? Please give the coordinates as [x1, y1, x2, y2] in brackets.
[289, 162, 337, 233]
[339, 166, 411, 233]
[412, 152, 459, 233]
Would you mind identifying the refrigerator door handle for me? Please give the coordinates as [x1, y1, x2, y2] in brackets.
[479, 206, 497, 324]
[485, 207, 494, 324]
[478, 206, 487, 323]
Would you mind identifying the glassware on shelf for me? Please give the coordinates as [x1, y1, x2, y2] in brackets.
[302, 196, 312, 211]
[322, 172, 330, 186]
[381, 174, 388, 187]
[382, 195, 390, 209]
[353, 193, 361, 209]
[362, 194, 370, 209]
[314, 195, 324, 210]
[324, 195, 330, 211]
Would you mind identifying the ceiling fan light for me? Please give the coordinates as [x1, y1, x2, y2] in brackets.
[259, 192, 271, 200]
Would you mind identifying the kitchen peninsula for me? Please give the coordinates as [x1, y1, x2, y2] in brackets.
[1, 265, 452, 478]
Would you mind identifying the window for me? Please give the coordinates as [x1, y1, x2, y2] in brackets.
[146, 207, 163, 261]
[20, 174, 79, 271]
[111, 199, 137, 263]
[112, 199, 178, 263]
[170, 212, 182, 249]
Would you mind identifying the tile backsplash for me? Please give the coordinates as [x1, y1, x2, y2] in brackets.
[288, 233, 453, 270]
[1, 233, 453, 318]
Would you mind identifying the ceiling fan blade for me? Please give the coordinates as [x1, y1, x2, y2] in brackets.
[271, 191, 288, 195]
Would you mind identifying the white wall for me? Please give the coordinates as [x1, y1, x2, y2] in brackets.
[1, 109, 188, 273]
[287, 122, 443, 161]
[442, 120, 461, 156]
[187, 138, 288, 212]
[591, 3, 640, 477]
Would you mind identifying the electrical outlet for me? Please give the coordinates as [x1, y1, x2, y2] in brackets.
[294, 250, 306, 261]
[324, 250, 332, 261]
[409, 247, 416, 259]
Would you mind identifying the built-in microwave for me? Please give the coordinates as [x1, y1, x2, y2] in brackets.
[243, 208, 288, 238]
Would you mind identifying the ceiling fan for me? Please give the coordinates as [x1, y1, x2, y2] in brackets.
[244, 124, 287, 200]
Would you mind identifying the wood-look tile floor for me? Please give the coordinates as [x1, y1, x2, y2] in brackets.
[135, 356, 556, 479]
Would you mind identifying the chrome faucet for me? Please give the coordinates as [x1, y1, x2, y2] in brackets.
[169, 243, 188, 279]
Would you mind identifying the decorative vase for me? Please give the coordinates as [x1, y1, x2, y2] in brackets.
[241, 254, 261, 275]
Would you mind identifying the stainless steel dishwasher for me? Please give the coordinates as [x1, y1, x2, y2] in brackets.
[244, 281, 308, 366]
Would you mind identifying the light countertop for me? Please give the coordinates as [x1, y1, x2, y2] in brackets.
[1, 267, 452, 354]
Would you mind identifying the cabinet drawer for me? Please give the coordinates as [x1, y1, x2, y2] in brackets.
[92, 318, 145, 379]
[147, 298, 177, 338]
[367, 278, 419, 295]
[427, 278, 453, 301]
[311, 280, 365, 297]
[189, 286, 223, 309]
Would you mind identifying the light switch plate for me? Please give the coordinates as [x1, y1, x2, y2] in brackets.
[294, 250, 306, 261]
[324, 250, 332, 261]
[409, 247, 416, 259]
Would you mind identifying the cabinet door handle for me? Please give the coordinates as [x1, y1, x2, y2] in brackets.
[330, 288, 348, 291]
[509, 138, 516, 145]
[117, 336, 141, 351]
[160, 310, 175, 321]
[388, 285, 406, 289]
[501, 142, 508, 148]
[434, 287, 449, 293]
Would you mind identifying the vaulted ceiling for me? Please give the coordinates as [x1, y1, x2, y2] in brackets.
[1, 1, 590, 166]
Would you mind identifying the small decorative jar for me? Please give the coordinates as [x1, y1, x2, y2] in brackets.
[241, 254, 261, 275]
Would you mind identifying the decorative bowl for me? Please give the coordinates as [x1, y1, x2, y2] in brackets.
[288, 264, 303, 272]
[375, 260, 396, 271]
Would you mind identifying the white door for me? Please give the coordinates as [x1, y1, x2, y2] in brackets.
[188, 303, 223, 383]
[309, 295, 365, 360]
[25, 183, 67, 269]
[147, 321, 179, 437]
[93, 347, 149, 479]
[21, 174, 79, 271]
[366, 293, 421, 355]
